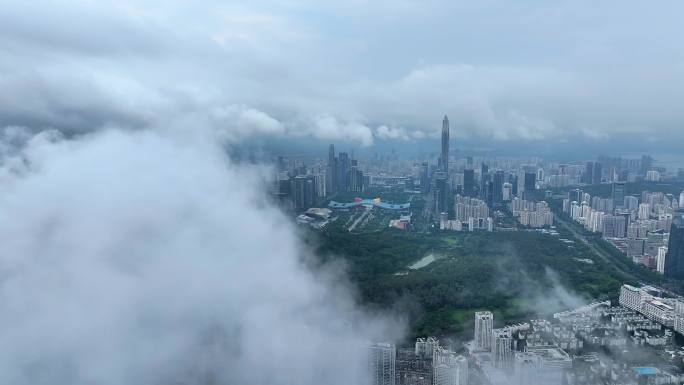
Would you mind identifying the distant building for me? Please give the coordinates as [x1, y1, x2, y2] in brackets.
[420, 162, 430, 194]
[415, 337, 438, 358]
[480, 163, 489, 201]
[492, 328, 514, 369]
[493, 170, 505, 205]
[624, 195, 639, 211]
[327, 144, 337, 194]
[440, 115, 450, 173]
[463, 169, 475, 197]
[665, 215, 684, 280]
[584, 161, 594, 184]
[369, 343, 396, 385]
[618, 284, 676, 327]
[657, 246, 668, 274]
[646, 170, 661, 182]
[592, 162, 602, 184]
[474, 311, 493, 351]
[601, 215, 626, 238]
[523, 172, 536, 199]
[433, 172, 449, 215]
[338, 152, 350, 192]
[290, 175, 317, 211]
[612, 182, 626, 209]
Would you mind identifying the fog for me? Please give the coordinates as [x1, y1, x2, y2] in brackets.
[0, 127, 402, 384]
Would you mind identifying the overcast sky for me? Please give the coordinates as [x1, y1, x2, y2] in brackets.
[2, 0, 683, 151]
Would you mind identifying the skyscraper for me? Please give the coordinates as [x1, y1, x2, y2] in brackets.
[463, 169, 475, 197]
[441, 115, 449, 173]
[480, 163, 489, 200]
[419, 162, 430, 194]
[584, 161, 594, 184]
[369, 343, 396, 385]
[290, 175, 316, 211]
[593, 162, 603, 184]
[474, 311, 493, 351]
[326, 144, 337, 194]
[493, 170, 505, 205]
[664, 215, 684, 280]
[337, 152, 350, 192]
[523, 172, 536, 199]
[641, 155, 653, 176]
[433, 171, 449, 215]
[612, 181, 626, 209]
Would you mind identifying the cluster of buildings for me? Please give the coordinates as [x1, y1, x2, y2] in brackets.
[509, 198, 554, 228]
[369, 337, 468, 385]
[439, 195, 493, 232]
[618, 284, 684, 333]
[466, 285, 684, 385]
[562, 185, 684, 277]
[273, 145, 371, 212]
[552, 155, 666, 188]
[471, 311, 572, 385]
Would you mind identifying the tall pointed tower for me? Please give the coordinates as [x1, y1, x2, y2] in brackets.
[441, 115, 450, 173]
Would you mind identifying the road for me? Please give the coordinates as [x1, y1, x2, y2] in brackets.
[553, 213, 638, 282]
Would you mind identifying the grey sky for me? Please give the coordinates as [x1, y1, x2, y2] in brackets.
[1, 0, 683, 148]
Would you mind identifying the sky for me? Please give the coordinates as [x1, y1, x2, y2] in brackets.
[1, 0, 684, 154]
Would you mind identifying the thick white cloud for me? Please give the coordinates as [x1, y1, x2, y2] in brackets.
[0, 127, 402, 384]
[1, 0, 684, 146]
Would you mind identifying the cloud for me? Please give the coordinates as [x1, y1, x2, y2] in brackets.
[209, 104, 285, 141]
[2, 0, 684, 148]
[0, 127, 402, 384]
[375, 125, 410, 141]
[307, 115, 375, 146]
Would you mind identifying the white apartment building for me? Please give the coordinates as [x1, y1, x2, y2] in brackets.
[474, 311, 493, 351]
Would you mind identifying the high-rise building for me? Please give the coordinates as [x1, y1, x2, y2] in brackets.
[433, 172, 449, 215]
[601, 215, 626, 238]
[326, 144, 337, 194]
[415, 337, 438, 358]
[463, 169, 475, 197]
[440, 115, 450, 173]
[638, 203, 651, 220]
[657, 246, 668, 274]
[612, 182, 626, 209]
[641, 155, 653, 176]
[493, 171, 505, 205]
[480, 163, 489, 200]
[624, 195, 639, 211]
[369, 343, 396, 385]
[420, 162, 430, 194]
[680, 191, 684, 208]
[568, 189, 583, 204]
[492, 328, 514, 369]
[664, 215, 684, 280]
[584, 161, 594, 184]
[348, 159, 365, 193]
[523, 172, 536, 200]
[474, 311, 493, 351]
[290, 175, 316, 211]
[593, 162, 602, 184]
[337, 152, 350, 192]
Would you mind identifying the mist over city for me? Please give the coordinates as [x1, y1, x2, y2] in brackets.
[2, 1, 684, 385]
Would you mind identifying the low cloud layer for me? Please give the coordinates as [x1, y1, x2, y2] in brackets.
[0, 127, 401, 384]
[1, 1, 684, 148]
